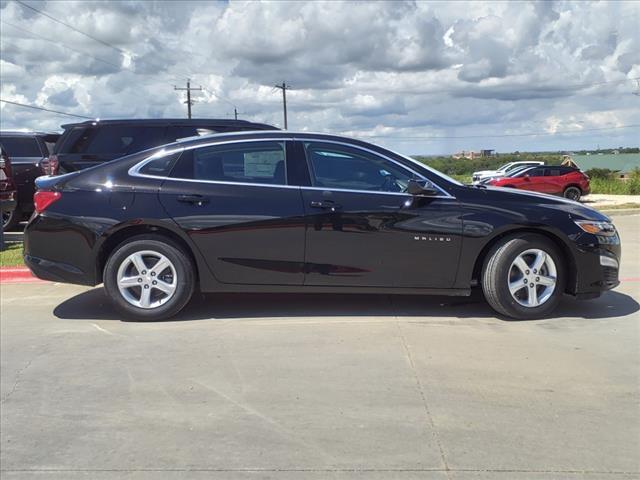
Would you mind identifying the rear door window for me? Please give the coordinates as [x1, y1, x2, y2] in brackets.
[60, 126, 168, 155]
[172, 141, 287, 185]
[0, 137, 43, 157]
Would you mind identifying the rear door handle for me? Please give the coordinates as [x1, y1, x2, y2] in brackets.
[310, 200, 342, 211]
[177, 194, 209, 205]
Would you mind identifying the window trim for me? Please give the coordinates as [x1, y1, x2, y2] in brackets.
[129, 137, 454, 199]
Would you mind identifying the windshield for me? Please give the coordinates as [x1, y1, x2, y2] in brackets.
[513, 166, 536, 177]
[497, 162, 515, 172]
[398, 153, 463, 186]
[505, 165, 534, 177]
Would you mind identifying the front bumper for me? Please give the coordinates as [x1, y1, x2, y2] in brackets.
[571, 231, 621, 298]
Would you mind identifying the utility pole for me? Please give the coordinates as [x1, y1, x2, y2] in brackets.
[174, 79, 202, 119]
[234, 107, 238, 120]
[274, 82, 290, 129]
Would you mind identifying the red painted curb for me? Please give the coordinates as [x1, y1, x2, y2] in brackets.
[0, 268, 46, 284]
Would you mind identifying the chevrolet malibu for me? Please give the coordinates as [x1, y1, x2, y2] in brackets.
[24, 132, 621, 321]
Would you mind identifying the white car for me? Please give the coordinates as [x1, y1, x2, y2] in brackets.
[472, 161, 544, 184]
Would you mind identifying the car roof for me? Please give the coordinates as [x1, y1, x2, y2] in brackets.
[60, 118, 279, 130]
[163, 130, 387, 151]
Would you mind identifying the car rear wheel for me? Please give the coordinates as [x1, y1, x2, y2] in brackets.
[563, 186, 581, 201]
[481, 234, 565, 319]
[104, 235, 195, 321]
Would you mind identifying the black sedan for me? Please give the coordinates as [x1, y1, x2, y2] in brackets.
[24, 131, 621, 321]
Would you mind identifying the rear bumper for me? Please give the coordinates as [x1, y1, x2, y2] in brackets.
[24, 214, 99, 286]
[24, 254, 95, 286]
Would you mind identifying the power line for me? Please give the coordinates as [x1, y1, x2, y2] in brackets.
[15, 0, 126, 55]
[0, 98, 93, 119]
[361, 124, 640, 141]
[14, 0, 179, 77]
[1, 19, 123, 70]
[274, 82, 290, 129]
[174, 79, 203, 119]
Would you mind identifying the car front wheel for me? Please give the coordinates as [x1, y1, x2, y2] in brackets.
[482, 234, 565, 319]
[104, 235, 195, 321]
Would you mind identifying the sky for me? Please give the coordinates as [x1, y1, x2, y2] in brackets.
[0, 0, 639, 155]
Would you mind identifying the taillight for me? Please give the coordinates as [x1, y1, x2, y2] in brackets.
[40, 154, 59, 175]
[0, 156, 14, 190]
[34, 190, 61, 214]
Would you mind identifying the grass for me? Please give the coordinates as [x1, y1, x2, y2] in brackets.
[589, 178, 640, 195]
[0, 243, 24, 267]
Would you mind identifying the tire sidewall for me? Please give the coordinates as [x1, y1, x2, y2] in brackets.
[564, 186, 581, 201]
[487, 235, 565, 319]
[104, 237, 194, 321]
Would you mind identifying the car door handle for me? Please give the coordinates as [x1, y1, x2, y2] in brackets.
[177, 194, 209, 205]
[310, 200, 342, 211]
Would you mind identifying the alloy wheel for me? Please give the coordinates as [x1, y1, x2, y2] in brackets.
[508, 249, 557, 308]
[564, 187, 581, 201]
[116, 250, 177, 309]
[2, 210, 13, 229]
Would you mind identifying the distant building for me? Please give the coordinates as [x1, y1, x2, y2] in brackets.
[452, 149, 495, 160]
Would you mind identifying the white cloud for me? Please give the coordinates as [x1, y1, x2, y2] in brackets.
[0, 0, 638, 154]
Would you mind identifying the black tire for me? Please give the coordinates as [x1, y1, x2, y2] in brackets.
[563, 186, 581, 201]
[481, 234, 565, 320]
[103, 235, 195, 321]
[2, 207, 20, 231]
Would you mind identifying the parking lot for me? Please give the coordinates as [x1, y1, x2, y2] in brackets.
[1, 214, 638, 479]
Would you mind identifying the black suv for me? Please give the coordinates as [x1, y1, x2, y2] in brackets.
[0, 131, 60, 229]
[50, 119, 278, 174]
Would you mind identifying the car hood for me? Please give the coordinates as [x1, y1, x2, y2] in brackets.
[479, 186, 610, 221]
[473, 170, 498, 176]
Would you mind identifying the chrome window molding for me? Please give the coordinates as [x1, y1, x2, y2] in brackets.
[129, 136, 455, 199]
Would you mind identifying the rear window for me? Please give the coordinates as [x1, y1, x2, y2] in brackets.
[0, 136, 42, 157]
[59, 126, 168, 155]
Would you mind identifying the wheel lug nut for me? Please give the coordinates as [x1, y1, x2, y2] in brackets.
[137, 278, 142, 283]
[523, 278, 527, 283]
[142, 270, 147, 275]
[144, 285, 149, 289]
[529, 283, 534, 288]
[533, 269, 537, 274]
[152, 281, 157, 285]
[151, 272, 156, 276]
[525, 270, 530, 274]
[536, 277, 540, 281]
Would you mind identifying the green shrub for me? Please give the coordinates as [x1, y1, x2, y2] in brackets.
[585, 168, 616, 180]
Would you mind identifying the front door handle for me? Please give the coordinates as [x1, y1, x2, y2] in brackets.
[177, 194, 209, 206]
[310, 200, 342, 212]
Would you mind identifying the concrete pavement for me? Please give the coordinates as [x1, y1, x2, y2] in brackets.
[1, 215, 639, 479]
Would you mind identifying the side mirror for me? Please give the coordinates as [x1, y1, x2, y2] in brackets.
[407, 179, 439, 196]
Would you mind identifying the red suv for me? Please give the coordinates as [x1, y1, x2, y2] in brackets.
[489, 166, 590, 201]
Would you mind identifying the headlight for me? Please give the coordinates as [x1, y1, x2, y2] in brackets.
[574, 220, 616, 236]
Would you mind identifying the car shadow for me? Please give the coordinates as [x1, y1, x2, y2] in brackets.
[53, 288, 639, 323]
